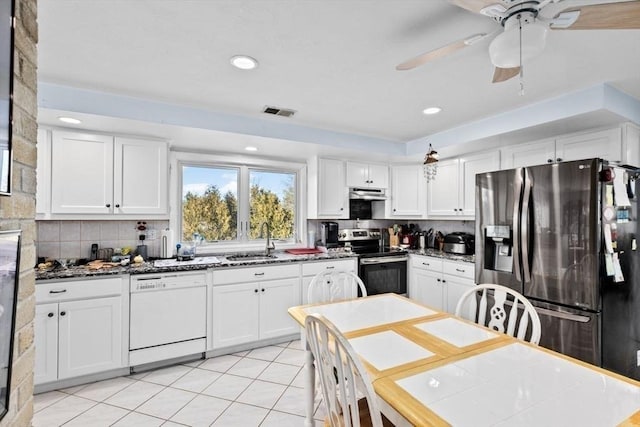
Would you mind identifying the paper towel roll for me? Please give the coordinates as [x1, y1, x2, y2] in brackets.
[160, 229, 175, 258]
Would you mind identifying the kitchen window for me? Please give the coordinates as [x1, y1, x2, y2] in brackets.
[178, 160, 301, 250]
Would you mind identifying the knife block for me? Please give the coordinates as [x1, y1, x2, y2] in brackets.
[388, 228, 399, 247]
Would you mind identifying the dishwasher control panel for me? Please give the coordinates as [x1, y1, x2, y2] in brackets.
[130, 272, 207, 292]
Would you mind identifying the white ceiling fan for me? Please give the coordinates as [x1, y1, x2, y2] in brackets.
[397, 0, 640, 83]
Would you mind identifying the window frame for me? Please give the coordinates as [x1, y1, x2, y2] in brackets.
[171, 151, 307, 254]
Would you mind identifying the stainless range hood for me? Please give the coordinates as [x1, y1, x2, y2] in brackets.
[349, 187, 387, 201]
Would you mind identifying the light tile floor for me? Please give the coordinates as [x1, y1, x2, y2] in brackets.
[33, 340, 325, 426]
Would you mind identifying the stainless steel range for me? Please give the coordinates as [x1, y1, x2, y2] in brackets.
[339, 229, 408, 295]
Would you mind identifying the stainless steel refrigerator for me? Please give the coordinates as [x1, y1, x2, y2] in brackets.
[476, 158, 640, 380]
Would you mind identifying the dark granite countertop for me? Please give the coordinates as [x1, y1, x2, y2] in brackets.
[36, 251, 359, 281]
[407, 249, 475, 264]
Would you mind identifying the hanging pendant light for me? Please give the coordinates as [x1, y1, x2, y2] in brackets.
[423, 144, 439, 181]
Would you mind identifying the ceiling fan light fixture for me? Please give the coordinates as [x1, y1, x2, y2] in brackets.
[489, 18, 547, 68]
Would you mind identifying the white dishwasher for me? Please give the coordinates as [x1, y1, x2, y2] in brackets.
[130, 272, 207, 366]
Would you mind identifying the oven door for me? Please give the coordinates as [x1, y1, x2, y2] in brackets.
[359, 256, 408, 295]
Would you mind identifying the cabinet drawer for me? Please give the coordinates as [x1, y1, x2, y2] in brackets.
[302, 259, 356, 277]
[442, 260, 474, 280]
[412, 256, 443, 273]
[214, 264, 299, 285]
[36, 277, 123, 303]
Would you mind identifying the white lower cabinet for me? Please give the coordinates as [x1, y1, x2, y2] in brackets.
[409, 255, 475, 314]
[301, 259, 358, 304]
[34, 277, 126, 385]
[212, 264, 300, 349]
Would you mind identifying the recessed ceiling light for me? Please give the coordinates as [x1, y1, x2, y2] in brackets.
[230, 55, 258, 70]
[58, 116, 82, 124]
[422, 107, 442, 115]
[245, 146, 258, 152]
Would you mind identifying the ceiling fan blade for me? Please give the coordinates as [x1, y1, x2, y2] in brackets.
[396, 33, 491, 71]
[396, 39, 466, 70]
[492, 66, 520, 83]
[447, 0, 507, 14]
[553, 1, 640, 30]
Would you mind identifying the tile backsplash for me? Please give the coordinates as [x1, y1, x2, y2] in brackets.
[37, 220, 170, 261]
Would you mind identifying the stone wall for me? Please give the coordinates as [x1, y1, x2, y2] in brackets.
[0, 0, 37, 425]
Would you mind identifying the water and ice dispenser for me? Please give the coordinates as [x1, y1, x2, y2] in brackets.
[484, 225, 513, 272]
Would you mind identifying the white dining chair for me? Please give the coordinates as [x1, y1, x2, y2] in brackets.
[305, 313, 392, 427]
[455, 283, 542, 345]
[307, 270, 367, 304]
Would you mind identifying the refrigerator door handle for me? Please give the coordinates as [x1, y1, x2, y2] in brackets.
[513, 169, 524, 283]
[533, 306, 591, 323]
[521, 168, 533, 284]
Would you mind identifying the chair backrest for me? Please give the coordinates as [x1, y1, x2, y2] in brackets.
[307, 270, 367, 304]
[455, 283, 541, 345]
[305, 313, 383, 427]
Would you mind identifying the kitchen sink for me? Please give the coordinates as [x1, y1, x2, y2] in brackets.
[225, 253, 277, 262]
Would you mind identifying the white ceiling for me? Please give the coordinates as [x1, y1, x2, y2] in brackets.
[37, 0, 640, 156]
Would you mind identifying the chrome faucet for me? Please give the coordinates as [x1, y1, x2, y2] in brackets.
[261, 222, 276, 256]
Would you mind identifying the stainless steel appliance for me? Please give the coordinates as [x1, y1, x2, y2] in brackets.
[476, 158, 640, 380]
[443, 232, 475, 255]
[320, 222, 339, 248]
[348, 187, 386, 200]
[129, 272, 207, 366]
[338, 228, 408, 295]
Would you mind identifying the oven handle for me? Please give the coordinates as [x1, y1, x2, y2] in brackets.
[359, 256, 408, 265]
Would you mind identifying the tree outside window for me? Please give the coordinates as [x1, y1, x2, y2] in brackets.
[181, 164, 296, 244]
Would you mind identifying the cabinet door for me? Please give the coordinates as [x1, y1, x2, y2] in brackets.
[318, 159, 348, 218]
[367, 164, 389, 189]
[460, 151, 500, 217]
[259, 278, 301, 340]
[444, 276, 475, 315]
[34, 304, 59, 385]
[114, 138, 168, 215]
[346, 162, 369, 187]
[501, 139, 556, 169]
[36, 129, 50, 215]
[57, 296, 123, 379]
[556, 128, 622, 163]
[50, 131, 114, 214]
[411, 269, 444, 310]
[390, 165, 425, 217]
[426, 159, 459, 217]
[212, 283, 260, 348]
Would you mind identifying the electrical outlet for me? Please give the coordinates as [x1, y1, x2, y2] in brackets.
[147, 229, 157, 240]
[637, 350, 640, 367]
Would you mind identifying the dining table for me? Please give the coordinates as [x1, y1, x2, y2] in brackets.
[288, 293, 640, 427]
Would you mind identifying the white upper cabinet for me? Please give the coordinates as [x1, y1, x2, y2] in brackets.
[389, 165, 426, 218]
[40, 129, 169, 218]
[346, 162, 388, 189]
[427, 151, 500, 219]
[500, 124, 639, 169]
[459, 151, 500, 217]
[555, 127, 622, 163]
[501, 138, 556, 169]
[426, 159, 459, 217]
[115, 137, 168, 215]
[50, 131, 115, 214]
[308, 158, 348, 219]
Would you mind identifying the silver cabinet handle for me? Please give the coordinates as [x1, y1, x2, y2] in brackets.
[254, 272, 265, 276]
[455, 268, 465, 273]
[49, 289, 67, 294]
